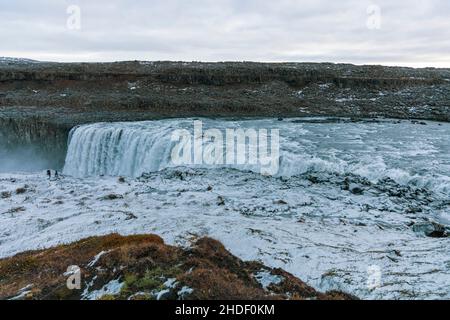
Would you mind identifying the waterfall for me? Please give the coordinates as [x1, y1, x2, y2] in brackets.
[62, 119, 280, 177]
[63, 122, 178, 177]
[62, 118, 450, 196]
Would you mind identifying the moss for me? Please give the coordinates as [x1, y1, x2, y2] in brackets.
[129, 292, 154, 300]
[120, 274, 140, 297]
[98, 294, 117, 300]
[124, 274, 138, 286]
[135, 272, 162, 290]
[1, 256, 38, 275]
[52, 286, 77, 300]
[119, 266, 183, 299]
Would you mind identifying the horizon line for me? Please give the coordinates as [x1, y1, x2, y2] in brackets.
[2, 56, 450, 70]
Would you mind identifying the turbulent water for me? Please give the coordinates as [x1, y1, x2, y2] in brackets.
[1, 118, 450, 299]
[64, 118, 450, 196]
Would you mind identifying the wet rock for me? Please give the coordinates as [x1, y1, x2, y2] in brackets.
[349, 184, 364, 195]
[406, 207, 422, 214]
[217, 196, 225, 206]
[307, 175, 320, 184]
[15, 187, 27, 194]
[412, 222, 448, 238]
[6, 206, 26, 214]
[102, 194, 124, 200]
[124, 212, 138, 220]
[157, 289, 178, 300]
[1, 191, 11, 199]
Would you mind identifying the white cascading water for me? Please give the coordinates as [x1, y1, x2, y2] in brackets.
[63, 122, 177, 177]
[63, 118, 450, 195]
[63, 119, 281, 178]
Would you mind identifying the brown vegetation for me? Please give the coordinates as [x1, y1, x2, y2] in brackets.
[0, 234, 356, 300]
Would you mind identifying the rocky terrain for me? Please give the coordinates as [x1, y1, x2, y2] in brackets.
[1, 59, 450, 125]
[0, 233, 354, 300]
[1, 58, 449, 168]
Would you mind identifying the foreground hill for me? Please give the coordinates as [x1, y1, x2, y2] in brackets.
[0, 233, 355, 300]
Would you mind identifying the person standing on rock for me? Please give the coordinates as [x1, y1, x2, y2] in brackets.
[47, 170, 51, 179]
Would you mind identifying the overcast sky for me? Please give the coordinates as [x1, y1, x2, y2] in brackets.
[1, 0, 449, 67]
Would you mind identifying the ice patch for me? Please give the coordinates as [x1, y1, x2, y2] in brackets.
[87, 250, 111, 267]
[177, 286, 194, 298]
[82, 279, 124, 300]
[255, 271, 283, 289]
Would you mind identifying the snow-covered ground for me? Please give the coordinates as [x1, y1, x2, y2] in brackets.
[1, 118, 449, 299]
[0, 57, 38, 64]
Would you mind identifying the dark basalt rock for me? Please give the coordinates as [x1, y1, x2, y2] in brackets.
[349, 183, 364, 195]
[412, 222, 448, 238]
[0, 61, 449, 129]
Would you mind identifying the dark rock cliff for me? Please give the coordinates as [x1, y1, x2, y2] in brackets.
[1, 61, 449, 124]
[0, 116, 69, 170]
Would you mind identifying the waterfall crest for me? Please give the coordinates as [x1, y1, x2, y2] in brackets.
[63, 122, 178, 177]
[62, 118, 450, 196]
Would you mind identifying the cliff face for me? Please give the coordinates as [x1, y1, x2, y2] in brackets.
[0, 116, 69, 170]
[0, 61, 449, 125]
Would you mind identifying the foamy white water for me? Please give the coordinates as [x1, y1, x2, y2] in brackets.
[64, 118, 450, 196]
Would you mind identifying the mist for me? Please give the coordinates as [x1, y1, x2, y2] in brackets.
[0, 145, 61, 173]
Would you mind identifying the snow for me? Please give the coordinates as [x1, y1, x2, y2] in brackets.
[1, 118, 449, 300]
[87, 250, 111, 267]
[254, 271, 283, 289]
[8, 284, 33, 300]
[9, 290, 32, 300]
[0, 57, 38, 64]
[82, 279, 124, 300]
[153, 278, 181, 300]
[319, 83, 332, 90]
[1, 167, 448, 299]
[127, 82, 139, 91]
[294, 90, 304, 98]
[335, 97, 353, 103]
[335, 97, 378, 103]
[164, 278, 178, 288]
[177, 286, 194, 298]
[156, 289, 171, 300]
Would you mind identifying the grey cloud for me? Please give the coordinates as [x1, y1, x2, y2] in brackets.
[0, 0, 449, 67]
